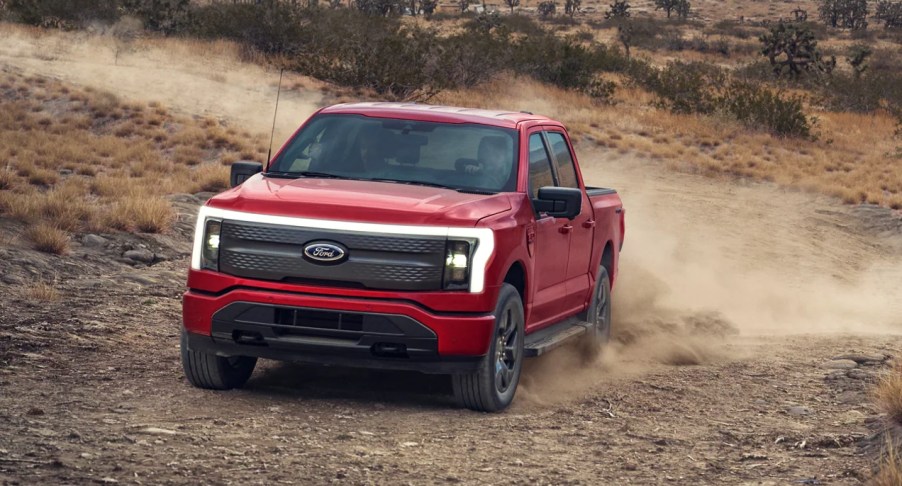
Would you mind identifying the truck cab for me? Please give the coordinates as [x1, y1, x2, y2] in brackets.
[181, 103, 625, 412]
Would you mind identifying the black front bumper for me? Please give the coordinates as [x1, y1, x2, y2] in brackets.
[184, 302, 482, 374]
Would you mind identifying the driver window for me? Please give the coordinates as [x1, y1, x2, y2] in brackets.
[527, 133, 556, 199]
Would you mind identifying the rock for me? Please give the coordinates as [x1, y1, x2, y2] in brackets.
[837, 391, 863, 405]
[123, 249, 154, 264]
[787, 406, 813, 416]
[82, 234, 108, 248]
[825, 371, 847, 381]
[847, 369, 870, 380]
[833, 354, 889, 365]
[399, 441, 419, 448]
[1, 274, 24, 285]
[136, 427, 178, 436]
[824, 359, 858, 370]
[26, 407, 44, 416]
[99, 478, 118, 484]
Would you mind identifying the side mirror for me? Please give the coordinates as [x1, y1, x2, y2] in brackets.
[533, 186, 582, 220]
[230, 161, 263, 188]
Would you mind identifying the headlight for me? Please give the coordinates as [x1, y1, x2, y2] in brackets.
[201, 219, 221, 271]
[443, 239, 474, 290]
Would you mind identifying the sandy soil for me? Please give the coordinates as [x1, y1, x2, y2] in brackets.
[2, 24, 902, 485]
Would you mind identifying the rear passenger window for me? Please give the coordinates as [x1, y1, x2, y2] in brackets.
[528, 133, 555, 199]
[546, 132, 579, 189]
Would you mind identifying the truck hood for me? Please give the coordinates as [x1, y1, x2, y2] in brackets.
[206, 174, 512, 226]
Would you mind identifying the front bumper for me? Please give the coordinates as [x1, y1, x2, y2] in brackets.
[182, 287, 496, 374]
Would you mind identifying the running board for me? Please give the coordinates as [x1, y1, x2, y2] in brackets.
[524, 319, 592, 357]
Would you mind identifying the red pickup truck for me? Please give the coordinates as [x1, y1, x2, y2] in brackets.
[181, 103, 625, 411]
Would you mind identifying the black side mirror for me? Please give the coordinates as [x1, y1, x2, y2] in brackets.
[533, 186, 582, 220]
[230, 161, 263, 188]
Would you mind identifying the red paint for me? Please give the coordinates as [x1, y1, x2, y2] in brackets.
[183, 103, 625, 360]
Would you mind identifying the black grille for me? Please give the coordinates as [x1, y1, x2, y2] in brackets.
[221, 223, 445, 253]
[218, 220, 447, 291]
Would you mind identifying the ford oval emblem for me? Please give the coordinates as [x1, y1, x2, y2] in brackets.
[303, 241, 347, 264]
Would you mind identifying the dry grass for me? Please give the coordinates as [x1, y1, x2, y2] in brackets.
[0, 69, 261, 252]
[877, 361, 902, 426]
[24, 223, 70, 255]
[105, 196, 176, 233]
[20, 280, 61, 302]
[873, 439, 902, 486]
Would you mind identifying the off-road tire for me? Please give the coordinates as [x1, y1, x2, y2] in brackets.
[180, 330, 257, 390]
[452, 284, 525, 412]
[580, 265, 612, 360]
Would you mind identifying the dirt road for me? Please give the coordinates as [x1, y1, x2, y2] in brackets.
[2, 25, 902, 485]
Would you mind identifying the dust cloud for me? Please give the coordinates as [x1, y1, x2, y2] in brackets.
[517, 151, 902, 407]
[0, 21, 322, 152]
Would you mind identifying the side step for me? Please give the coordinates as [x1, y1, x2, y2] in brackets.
[524, 319, 592, 357]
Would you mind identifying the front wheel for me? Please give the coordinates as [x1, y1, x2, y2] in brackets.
[180, 330, 257, 390]
[580, 265, 612, 360]
[452, 284, 524, 412]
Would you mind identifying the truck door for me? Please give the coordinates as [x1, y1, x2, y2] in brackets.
[545, 131, 594, 309]
[525, 131, 573, 330]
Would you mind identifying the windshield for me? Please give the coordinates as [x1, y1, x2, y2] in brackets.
[267, 114, 519, 193]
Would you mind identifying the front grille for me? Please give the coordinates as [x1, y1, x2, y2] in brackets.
[218, 220, 447, 291]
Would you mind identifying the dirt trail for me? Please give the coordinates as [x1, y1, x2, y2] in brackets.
[2, 25, 902, 485]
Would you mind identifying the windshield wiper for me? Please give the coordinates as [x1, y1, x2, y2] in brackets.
[264, 171, 352, 180]
[370, 178, 497, 195]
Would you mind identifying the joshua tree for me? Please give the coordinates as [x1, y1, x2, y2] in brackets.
[504, 0, 519, 13]
[604, 0, 629, 19]
[565, 0, 581, 18]
[537, 0, 555, 18]
[760, 22, 835, 77]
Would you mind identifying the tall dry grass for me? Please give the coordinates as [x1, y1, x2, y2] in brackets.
[0, 69, 266, 253]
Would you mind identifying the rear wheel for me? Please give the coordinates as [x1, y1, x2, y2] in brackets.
[452, 284, 524, 412]
[180, 330, 257, 390]
[580, 266, 612, 360]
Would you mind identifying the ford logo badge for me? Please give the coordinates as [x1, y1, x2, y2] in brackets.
[303, 241, 347, 264]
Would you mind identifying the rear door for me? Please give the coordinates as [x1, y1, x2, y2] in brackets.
[544, 130, 595, 309]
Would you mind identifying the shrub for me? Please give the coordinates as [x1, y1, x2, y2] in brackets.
[5, 0, 119, 28]
[876, 361, 902, 425]
[25, 223, 70, 254]
[875, 0, 902, 29]
[818, 0, 868, 30]
[124, 0, 189, 33]
[716, 82, 813, 138]
[647, 61, 726, 114]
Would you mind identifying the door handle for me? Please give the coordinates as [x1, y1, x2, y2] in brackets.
[582, 220, 595, 229]
[559, 224, 573, 234]
[615, 207, 623, 214]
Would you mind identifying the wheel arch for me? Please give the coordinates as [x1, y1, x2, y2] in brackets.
[502, 261, 528, 309]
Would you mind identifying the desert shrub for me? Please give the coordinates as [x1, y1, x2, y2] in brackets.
[123, 0, 189, 33]
[5, 0, 119, 28]
[821, 70, 902, 112]
[188, 2, 309, 55]
[818, 0, 869, 30]
[716, 82, 812, 137]
[708, 20, 758, 39]
[647, 61, 726, 114]
[876, 0, 902, 29]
